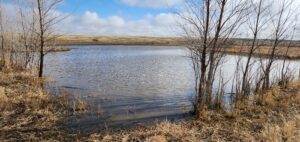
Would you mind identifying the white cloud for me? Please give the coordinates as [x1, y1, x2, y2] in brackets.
[1, 0, 299, 38]
[54, 0, 299, 38]
[120, 0, 183, 8]
[57, 11, 180, 36]
[0, 2, 179, 37]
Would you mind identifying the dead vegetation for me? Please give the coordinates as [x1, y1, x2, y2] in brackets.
[0, 0, 299, 140]
[87, 80, 300, 142]
[50, 35, 300, 59]
[1, 70, 299, 141]
[0, 70, 66, 140]
[0, 70, 90, 141]
[44, 47, 71, 52]
[54, 35, 186, 46]
[225, 46, 300, 60]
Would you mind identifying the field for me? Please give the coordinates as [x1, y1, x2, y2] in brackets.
[224, 46, 300, 60]
[53, 35, 300, 59]
[53, 35, 185, 46]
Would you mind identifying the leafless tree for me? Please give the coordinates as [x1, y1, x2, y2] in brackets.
[179, 0, 248, 115]
[205, 0, 248, 105]
[278, 23, 297, 88]
[0, 1, 5, 69]
[36, 0, 63, 77]
[0, 1, 14, 69]
[14, 0, 39, 69]
[240, 0, 270, 97]
[0, 0, 63, 73]
[261, 0, 298, 89]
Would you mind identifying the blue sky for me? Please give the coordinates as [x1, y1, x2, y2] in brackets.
[2, 0, 299, 38]
[2, 0, 182, 36]
[52, 0, 183, 36]
[59, 0, 176, 20]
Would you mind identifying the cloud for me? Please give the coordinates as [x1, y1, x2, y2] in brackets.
[1, 0, 299, 38]
[57, 11, 180, 36]
[176, 0, 300, 40]
[0, 1, 180, 36]
[56, 0, 299, 38]
[120, 0, 183, 8]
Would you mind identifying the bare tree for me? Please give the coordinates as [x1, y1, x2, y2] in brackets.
[0, 0, 63, 73]
[0, 1, 5, 69]
[278, 22, 297, 88]
[15, 0, 39, 69]
[0, 1, 13, 69]
[240, 0, 270, 97]
[179, 0, 248, 115]
[205, 0, 248, 105]
[261, 0, 297, 89]
[36, 0, 63, 77]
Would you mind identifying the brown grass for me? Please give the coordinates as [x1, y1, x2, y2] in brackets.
[224, 46, 300, 59]
[44, 47, 72, 52]
[53, 35, 185, 46]
[52, 35, 300, 59]
[0, 71, 300, 141]
[87, 80, 300, 142]
[0, 71, 74, 141]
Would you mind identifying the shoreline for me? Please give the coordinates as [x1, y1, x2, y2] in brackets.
[50, 44, 300, 60]
[45, 47, 72, 52]
[49, 35, 300, 59]
[0, 70, 299, 141]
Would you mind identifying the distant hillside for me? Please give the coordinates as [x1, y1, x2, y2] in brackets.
[53, 35, 185, 46]
[52, 35, 300, 47]
[227, 38, 300, 47]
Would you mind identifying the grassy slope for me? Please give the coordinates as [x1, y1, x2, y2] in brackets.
[54, 35, 185, 46]
[54, 35, 300, 59]
[224, 46, 300, 60]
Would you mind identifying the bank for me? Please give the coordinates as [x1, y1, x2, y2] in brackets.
[0, 70, 299, 141]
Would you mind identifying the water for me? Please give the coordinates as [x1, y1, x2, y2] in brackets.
[44, 45, 300, 131]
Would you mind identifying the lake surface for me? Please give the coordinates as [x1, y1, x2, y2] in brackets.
[44, 45, 300, 131]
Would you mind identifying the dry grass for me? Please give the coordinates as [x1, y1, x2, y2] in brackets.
[53, 35, 185, 46]
[14, 47, 72, 53]
[44, 47, 72, 52]
[88, 121, 198, 142]
[87, 80, 300, 142]
[224, 46, 300, 59]
[53, 35, 300, 59]
[0, 71, 70, 141]
[0, 71, 300, 141]
[260, 115, 300, 142]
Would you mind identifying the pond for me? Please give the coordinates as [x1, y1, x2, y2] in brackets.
[44, 45, 300, 131]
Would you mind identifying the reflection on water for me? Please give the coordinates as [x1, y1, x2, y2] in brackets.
[44, 45, 300, 131]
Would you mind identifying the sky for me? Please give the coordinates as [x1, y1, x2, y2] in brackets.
[1, 0, 300, 38]
[55, 0, 183, 36]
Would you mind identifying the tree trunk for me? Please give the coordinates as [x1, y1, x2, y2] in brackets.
[37, 0, 44, 77]
[242, 0, 263, 96]
[195, 0, 210, 117]
[206, 0, 226, 106]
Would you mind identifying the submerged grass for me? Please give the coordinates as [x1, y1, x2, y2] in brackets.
[90, 81, 300, 142]
[0, 71, 300, 141]
[0, 70, 89, 141]
[0, 70, 70, 141]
